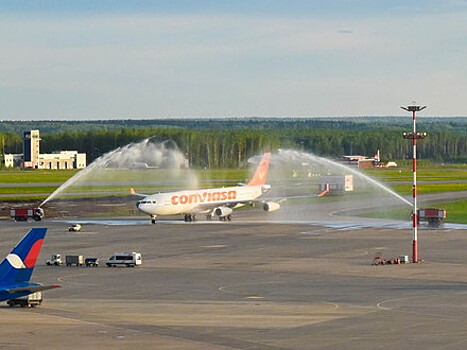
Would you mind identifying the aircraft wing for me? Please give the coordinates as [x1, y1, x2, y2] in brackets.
[190, 192, 319, 213]
[190, 200, 243, 213]
[7, 283, 61, 294]
[264, 194, 319, 202]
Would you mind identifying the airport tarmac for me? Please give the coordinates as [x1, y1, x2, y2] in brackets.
[0, 214, 466, 349]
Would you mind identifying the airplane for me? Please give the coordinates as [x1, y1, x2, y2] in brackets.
[0, 228, 60, 303]
[132, 152, 282, 224]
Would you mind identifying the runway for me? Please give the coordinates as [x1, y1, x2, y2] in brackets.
[0, 213, 466, 349]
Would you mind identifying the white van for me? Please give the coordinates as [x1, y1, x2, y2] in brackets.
[106, 252, 142, 267]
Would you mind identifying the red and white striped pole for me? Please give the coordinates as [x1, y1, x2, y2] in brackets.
[402, 105, 426, 263]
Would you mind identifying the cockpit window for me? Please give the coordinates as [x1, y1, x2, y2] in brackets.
[138, 200, 156, 205]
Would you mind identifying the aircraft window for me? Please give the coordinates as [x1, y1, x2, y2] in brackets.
[152, 200, 157, 204]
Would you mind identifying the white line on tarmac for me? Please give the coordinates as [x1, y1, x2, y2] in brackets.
[376, 295, 459, 319]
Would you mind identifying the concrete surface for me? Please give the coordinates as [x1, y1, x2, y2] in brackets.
[0, 214, 466, 349]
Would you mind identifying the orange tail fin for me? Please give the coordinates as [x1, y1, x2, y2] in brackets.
[318, 183, 329, 197]
[247, 152, 271, 186]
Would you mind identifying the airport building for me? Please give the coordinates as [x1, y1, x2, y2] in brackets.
[3, 130, 86, 169]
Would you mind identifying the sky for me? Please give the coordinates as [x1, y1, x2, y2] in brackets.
[0, 0, 466, 119]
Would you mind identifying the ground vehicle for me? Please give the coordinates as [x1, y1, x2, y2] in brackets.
[66, 255, 84, 266]
[85, 257, 99, 267]
[417, 208, 446, 226]
[106, 252, 142, 267]
[46, 254, 64, 266]
[7, 292, 42, 308]
[69, 224, 82, 232]
[10, 207, 44, 221]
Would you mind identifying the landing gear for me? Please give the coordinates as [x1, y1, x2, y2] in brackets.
[206, 213, 213, 220]
[184, 214, 196, 222]
[151, 215, 157, 225]
[219, 215, 232, 222]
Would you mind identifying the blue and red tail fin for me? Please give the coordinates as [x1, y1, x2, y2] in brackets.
[247, 152, 271, 186]
[0, 228, 47, 284]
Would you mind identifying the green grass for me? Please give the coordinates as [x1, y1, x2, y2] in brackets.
[194, 168, 248, 181]
[363, 199, 467, 224]
[435, 200, 467, 223]
[2, 165, 464, 186]
[0, 168, 250, 201]
[0, 168, 249, 184]
[0, 195, 46, 201]
[363, 207, 411, 221]
[390, 183, 467, 195]
[0, 186, 59, 194]
[0, 165, 465, 208]
[363, 165, 467, 194]
[363, 167, 467, 182]
[0, 169, 79, 183]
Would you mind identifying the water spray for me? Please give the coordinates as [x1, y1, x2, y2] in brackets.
[39, 138, 192, 208]
[272, 149, 413, 207]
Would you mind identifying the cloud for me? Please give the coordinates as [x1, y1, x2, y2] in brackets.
[0, 11, 465, 118]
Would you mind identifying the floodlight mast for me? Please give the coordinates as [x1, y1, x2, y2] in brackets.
[401, 104, 427, 263]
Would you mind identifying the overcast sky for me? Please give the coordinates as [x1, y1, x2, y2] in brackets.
[0, 0, 466, 119]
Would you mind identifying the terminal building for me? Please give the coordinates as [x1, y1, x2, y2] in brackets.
[3, 130, 86, 169]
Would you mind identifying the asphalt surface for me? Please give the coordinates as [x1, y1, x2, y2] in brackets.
[0, 208, 466, 349]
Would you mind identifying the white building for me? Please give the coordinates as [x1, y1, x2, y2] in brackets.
[3, 130, 86, 169]
[3, 154, 23, 168]
[37, 151, 87, 170]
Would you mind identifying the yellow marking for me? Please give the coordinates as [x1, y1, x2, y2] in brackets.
[57, 273, 87, 283]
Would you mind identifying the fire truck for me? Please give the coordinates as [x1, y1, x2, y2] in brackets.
[10, 207, 44, 221]
[417, 208, 446, 226]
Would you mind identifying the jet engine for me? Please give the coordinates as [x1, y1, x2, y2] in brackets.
[263, 201, 280, 212]
[214, 206, 233, 217]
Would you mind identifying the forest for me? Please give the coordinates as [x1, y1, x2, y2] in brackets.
[1, 118, 466, 167]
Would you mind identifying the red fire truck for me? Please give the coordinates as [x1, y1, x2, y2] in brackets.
[417, 208, 446, 226]
[10, 207, 44, 221]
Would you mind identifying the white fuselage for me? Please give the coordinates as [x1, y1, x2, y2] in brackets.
[137, 185, 268, 216]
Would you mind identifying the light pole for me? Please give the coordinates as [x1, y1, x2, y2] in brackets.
[401, 104, 426, 263]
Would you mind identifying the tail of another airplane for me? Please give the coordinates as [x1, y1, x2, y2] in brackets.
[247, 152, 271, 186]
[0, 228, 46, 284]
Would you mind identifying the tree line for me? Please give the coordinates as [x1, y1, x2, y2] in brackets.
[2, 126, 465, 168]
[1, 117, 466, 134]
